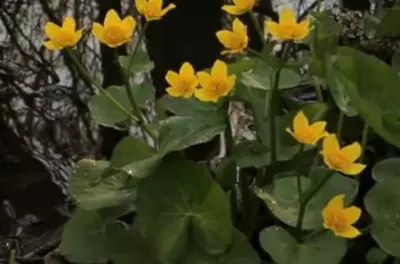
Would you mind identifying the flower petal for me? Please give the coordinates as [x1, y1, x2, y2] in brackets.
[149, 0, 162, 10]
[326, 194, 345, 210]
[225, 75, 236, 95]
[293, 18, 310, 40]
[45, 22, 61, 40]
[341, 163, 366, 176]
[216, 30, 238, 49]
[211, 60, 228, 79]
[92, 23, 105, 42]
[62, 17, 76, 32]
[265, 20, 279, 37]
[179, 62, 195, 81]
[232, 18, 247, 39]
[195, 88, 219, 102]
[166, 87, 183, 97]
[104, 9, 121, 27]
[222, 5, 246, 15]
[197, 72, 211, 89]
[74, 29, 83, 44]
[182, 88, 195, 98]
[279, 7, 296, 25]
[43, 40, 60, 50]
[340, 142, 362, 163]
[121, 16, 136, 36]
[233, 0, 255, 10]
[293, 111, 309, 133]
[322, 134, 340, 156]
[165, 70, 180, 87]
[337, 225, 362, 239]
[135, 0, 147, 13]
[161, 3, 176, 17]
[343, 206, 362, 225]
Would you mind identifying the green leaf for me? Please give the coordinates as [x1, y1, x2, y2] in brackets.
[232, 141, 270, 168]
[158, 115, 226, 155]
[213, 157, 237, 191]
[136, 156, 234, 262]
[325, 56, 358, 117]
[259, 226, 346, 264]
[327, 47, 400, 148]
[178, 229, 260, 264]
[392, 47, 400, 76]
[228, 59, 257, 74]
[365, 158, 400, 258]
[119, 51, 155, 73]
[376, 6, 400, 38]
[366, 247, 389, 264]
[158, 95, 220, 116]
[89, 84, 154, 128]
[255, 167, 359, 229]
[69, 159, 137, 210]
[240, 60, 301, 91]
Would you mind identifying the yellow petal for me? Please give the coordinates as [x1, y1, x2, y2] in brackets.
[74, 29, 83, 44]
[225, 75, 237, 95]
[322, 134, 340, 156]
[279, 7, 296, 25]
[340, 142, 362, 163]
[160, 3, 176, 17]
[337, 225, 362, 239]
[222, 5, 246, 15]
[197, 72, 211, 89]
[265, 20, 279, 38]
[211, 60, 228, 79]
[232, 18, 247, 38]
[293, 111, 309, 133]
[45, 22, 61, 40]
[233, 0, 255, 10]
[165, 70, 180, 87]
[343, 206, 362, 225]
[166, 87, 183, 97]
[92, 23, 105, 42]
[216, 30, 238, 48]
[293, 18, 310, 41]
[309, 121, 327, 143]
[182, 88, 195, 98]
[122, 16, 136, 33]
[104, 9, 121, 27]
[43, 40, 60, 50]
[149, 0, 162, 10]
[195, 89, 219, 102]
[341, 163, 366, 176]
[62, 17, 76, 32]
[179, 62, 195, 78]
[135, 0, 147, 14]
[326, 194, 345, 210]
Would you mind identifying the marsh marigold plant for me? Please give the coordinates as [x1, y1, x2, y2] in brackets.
[92, 9, 136, 48]
[195, 60, 236, 102]
[165, 62, 198, 98]
[286, 110, 328, 145]
[43, 17, 82, 50]
[222, 0, 255, 15]
[321, 134, 366, 175]
[216, 18, 248, 55]
[135, 0, 176, 21]
[322, 194, 362, 238]
[265, 8, 310, 41]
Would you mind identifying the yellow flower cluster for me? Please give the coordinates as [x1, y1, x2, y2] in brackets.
[287, 111, 366, 239]
[166, 60, 236, 103]
[43, 0, 175, 50]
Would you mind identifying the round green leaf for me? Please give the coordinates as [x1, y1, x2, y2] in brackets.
[371, 157, 400, 182]
[255, 167, 359, 230]
[259, 226, 346, 264]
[118, 51, 155, 73]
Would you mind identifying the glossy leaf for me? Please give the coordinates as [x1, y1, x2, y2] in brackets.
[119, 51, 155, 73]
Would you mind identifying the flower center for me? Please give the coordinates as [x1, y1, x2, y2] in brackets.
[297, 128, 315, 142]
[55, 30, 75, 46]
[329, 151, 350, 170]
[145, 4, 160, 18]
[103, 25, 126, 45]
[327, 211, 348, 232]
[209, 80, 226, 94]
[178, 79, 191, 93]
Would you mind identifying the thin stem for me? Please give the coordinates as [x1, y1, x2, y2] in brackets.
[249, 11, 264, 48]
[360, 123, 369, 162]
[127, 22, 148, 74]
[336, 111, 345, 139]
[313, 76, 323, 102]
[296, 170, 335, 232]
[65, 48, 139, 123]
[247, 47, 270, 63]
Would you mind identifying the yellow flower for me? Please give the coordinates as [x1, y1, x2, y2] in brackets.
[195, 60, 236, 103]
[165, 62, 198, 98]
[320, 134, 366, 175]
[286, 110, 328, 145]
[216, 18, 248, 55]
[43, 17, 82, 50]
[135, 0, 176, 21]
[92, 9, 136, 48]
[222, 0, 255, 15]
[322, 194, 362, 239]
[265, 8, 310, 41]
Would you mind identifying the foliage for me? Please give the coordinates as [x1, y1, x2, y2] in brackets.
[43, 2, 400, 264]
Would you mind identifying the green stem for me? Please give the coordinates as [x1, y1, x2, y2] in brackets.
[65, 48, 139, 123]
[313, 76, 323, 102]
[247, 47, 271, 64]
[127, 22, 148, 74]
[360, 123, 369, 162]
[296, 170, 335, 233]
[336, 111, 345, 139]
[249, 11, 264, 48]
